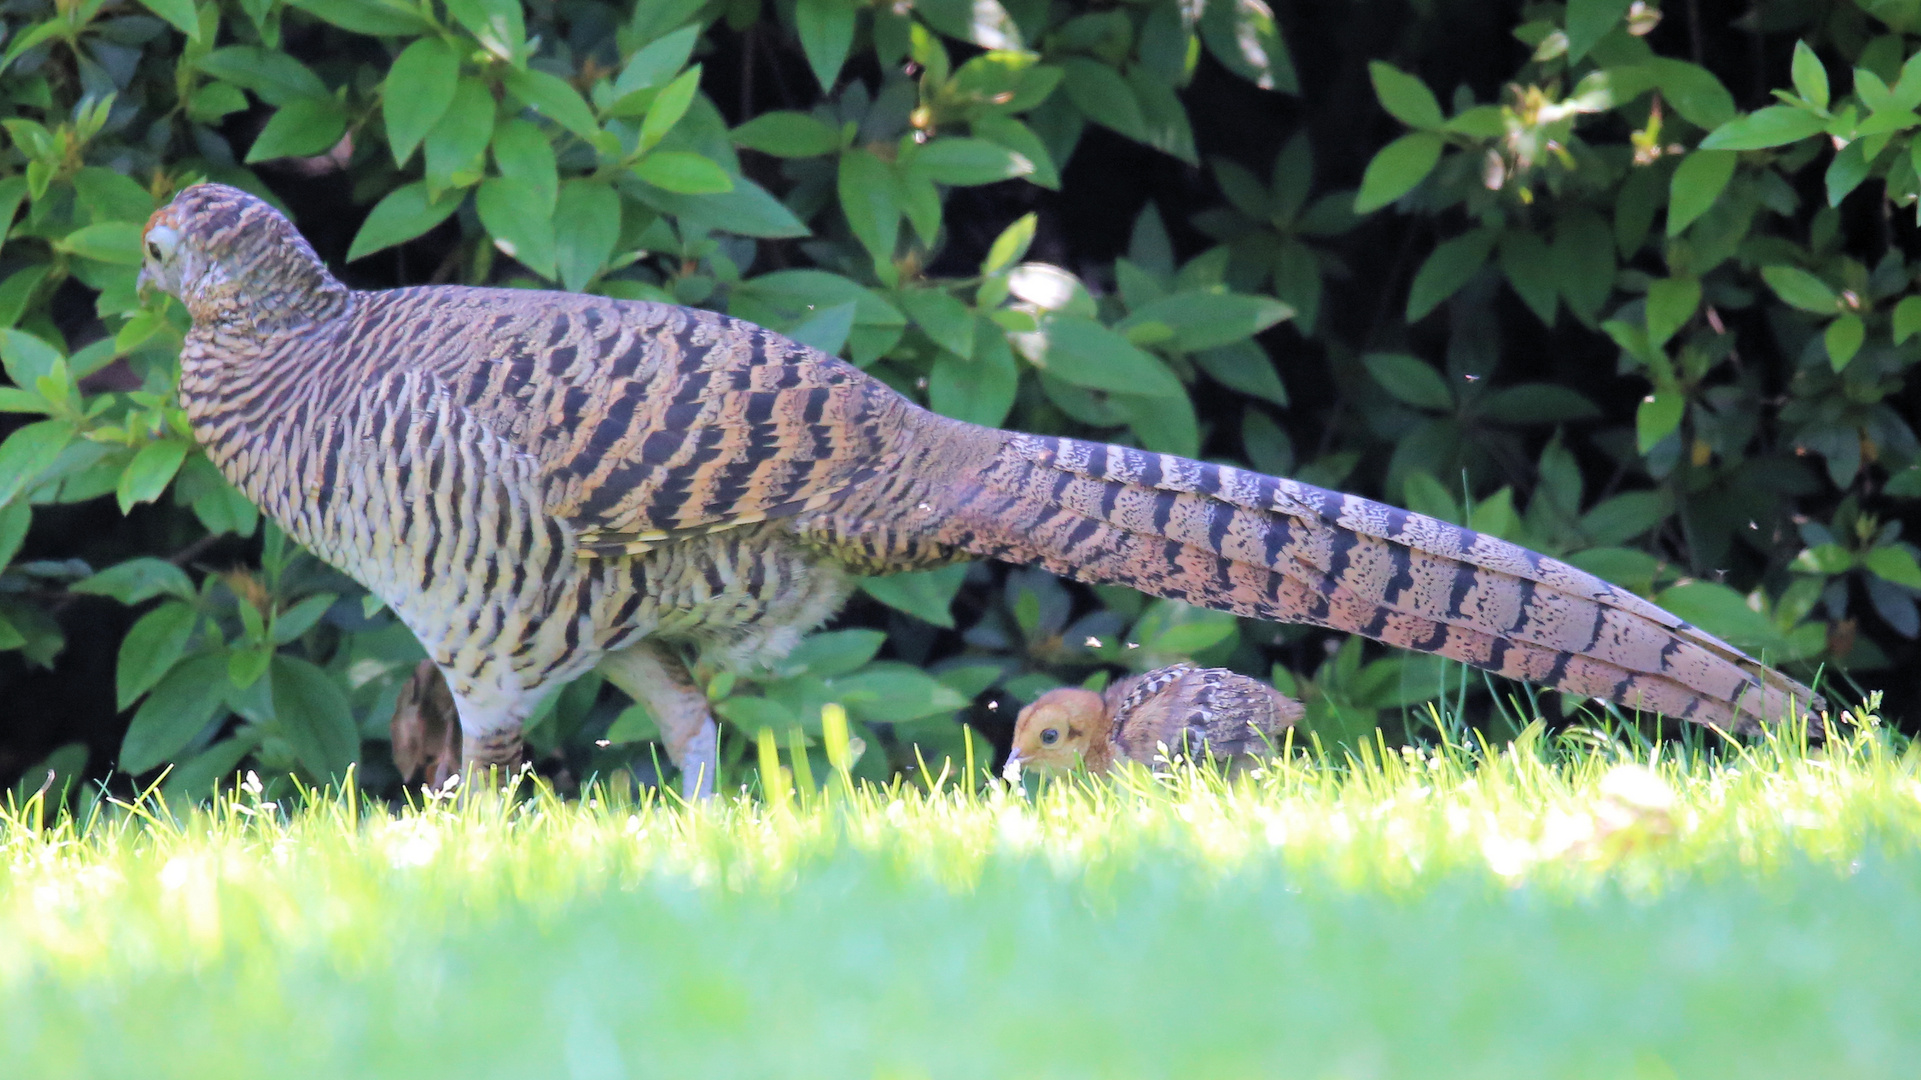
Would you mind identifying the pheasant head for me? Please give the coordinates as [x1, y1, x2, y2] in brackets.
[1006, 687, 1111, 776]
[141, 183, 347, 330]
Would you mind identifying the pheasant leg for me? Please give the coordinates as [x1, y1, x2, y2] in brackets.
[598, 642, 718, 800]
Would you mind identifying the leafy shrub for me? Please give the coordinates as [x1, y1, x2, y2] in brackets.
[0, 0, 1913, 800]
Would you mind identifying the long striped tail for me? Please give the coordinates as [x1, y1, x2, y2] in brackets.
[922, 426, 1823, 735]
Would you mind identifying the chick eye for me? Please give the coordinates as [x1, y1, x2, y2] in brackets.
[145, 224, 179, 262]
[1040, 728, 1059, 746]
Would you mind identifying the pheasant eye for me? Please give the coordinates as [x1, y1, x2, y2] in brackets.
[1040, 728, 1059, 746]
[145, 224, 179, 262]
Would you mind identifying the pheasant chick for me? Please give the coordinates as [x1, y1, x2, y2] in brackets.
[1006, 663, 1303, 776]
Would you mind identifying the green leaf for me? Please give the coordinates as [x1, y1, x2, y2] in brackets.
[915, 0, 1023, 50]
[1648, 59, 1735, 130]
[1060, 57, 1147, 142]
[899, 289, 975, 357]
[1553, 210, 1616, 323]
[1199, 0, 1297, 94]
[640, 66, 702, 152]
[270, 594, 337, 645]
[1699, 105, 1826, 150]
[785, 302, 856, 355]
[1406, 228, 1497, 321]
[781, 629, 888, 679]
[635, 177, 810, 239]
[1644, 275, 1700, 350]
[0, 418, 73, 506]
[1760, 265, 1840, 313]
[603, 702, 660, 744]
[501, 67, 600, 142]
[1354, 132, 1442, 214]
[117, 601, 198, 711]
[1367, 61, 1443, 129]
[73, 557, 195, 606]
[1791, 40, 1829, 111]
[1565, 0, 1631, 62]
[733, 271, 905, 330]
[1793, 543, 1854, 576]
[795, 0, 857, 92]
[712, 695, 796, 733]
[554, 179, 620, 292]
[1825, 140, 1870, 207]
[838, 149, 901, 266]
[1476, 384, 1601, 424]
[832, 662, 970, 723]
[194, 47, 326, 106]
[1364, 352, 1453, 411]
[271, 655, 359, 782]
[1124, 68, 1199, 165]
[615, 24, 701, 96]
[1020, 315, 1185, 398]
[56, 222, 143, 265]
[1826, 313, 1864, 371]
[971, 115, 1060, 190]
[1636, 389, 1684, 452]
[1866, 547, 1921, 589]
[384, 37, 460, 166]
[247, 97, 348, 163]
[1114, 390, 1200, 457]
[1498, 230, 1558, 325]
[983, 213, 1037, 274]
[116, 439, 189, 514]
[444, 0, 526, 62]
[732, 111, 841, 157]
[912, 138, 1035, 186]
[287, 0, 432, 35]
[1118, 290, 1291, 352]
[1892, 296, 1921, 344]
[1894, 49, 1921, 110]
[1667, 150, 1736, 237]
[162, 735, 261, 802]
[1579, 490, 1671, 546]
[0, 329, 61, 386]
[120, 651, 228, 775]
[424, 77, 495, 190]
[634, 151, 735, 194]
[138, 0, 201, 38]
[1654, 582, 1777, 650]
[476, 177, 557, 278]
[858, 564, 970, 629]
[0, 500, 27, 569]
[491, 120, 559, 210]
[929, 327, 1018, 426]
[1194, 339, 1287, 406]
[347, 182, 462, 262]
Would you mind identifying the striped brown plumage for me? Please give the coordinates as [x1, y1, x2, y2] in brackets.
[140, 184, 1823, 793]
[1007, 663, 1304, 775]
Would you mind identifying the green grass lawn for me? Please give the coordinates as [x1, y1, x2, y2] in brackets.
[4, 707, 1919, 1078]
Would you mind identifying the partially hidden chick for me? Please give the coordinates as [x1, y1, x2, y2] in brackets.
[392, 659, 462, 790]
[1005, 663, 1304, 777]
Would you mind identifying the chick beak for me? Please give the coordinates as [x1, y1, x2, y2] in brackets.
[1001, 751, 1024, 782]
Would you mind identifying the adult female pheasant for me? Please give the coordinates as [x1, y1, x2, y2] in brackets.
[139, 184, 1822, 794]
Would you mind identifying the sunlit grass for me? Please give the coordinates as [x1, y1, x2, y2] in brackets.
[4, 701, 1919, 1078]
